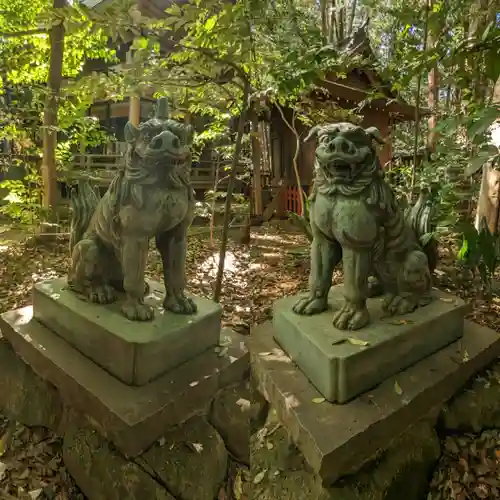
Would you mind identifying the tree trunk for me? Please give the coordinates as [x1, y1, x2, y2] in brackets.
[410, 0, 429, 200]
[426, 0, 439, 152]
[41, 0, 66, 213]
[320, 0, 328, 43]
[250, 110, 263, 216]
[213, 85, 250, 303]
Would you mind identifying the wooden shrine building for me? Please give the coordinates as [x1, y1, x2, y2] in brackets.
[268, 24, 427, 208]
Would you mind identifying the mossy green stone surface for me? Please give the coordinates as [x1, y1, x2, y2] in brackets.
[33, 277, 221, 385]
[273, 285, 467, 403]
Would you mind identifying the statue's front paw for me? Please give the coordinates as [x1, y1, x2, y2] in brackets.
[292, 297, 328, 315]
[332, 303, 370, 330]
[121, 300, 155, 321]
[163, 294, 198, 315]
[383, 295, 417, 315]
[89, 285, 116, 304]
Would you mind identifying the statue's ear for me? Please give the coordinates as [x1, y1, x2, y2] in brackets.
[124, 122, 140, 143]
[365, 126, 385, 145]
[304, 125, 322, 143]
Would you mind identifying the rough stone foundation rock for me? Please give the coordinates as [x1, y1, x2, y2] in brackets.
[326, 419, 441, 500]
[142, 416, 228, 500]
[440, 360, 500, 432]
[63, 423, 174, 500]
[250, 409, 441, 500]
[0, 334, 249, 500]
[0, 338, 62, 430]
[209, 381, 267, 464]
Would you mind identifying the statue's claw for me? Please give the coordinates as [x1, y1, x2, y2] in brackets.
[89, 285, 116, 304]
[121, 300, 155, 321]
[292, 297, 328, 316]
[163, 294, 198, 315]
[332, 302, 370, 330]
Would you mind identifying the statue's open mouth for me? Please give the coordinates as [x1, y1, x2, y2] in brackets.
[318, 154, 358, 182]
[145, 146, 189, 163]
[316, 142, 373, 183]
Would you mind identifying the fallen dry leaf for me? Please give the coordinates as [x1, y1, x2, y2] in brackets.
[233, 469, 243, 499]
[189, 442, 204, 454]
[394, 381, 403, 396]
[388, 319, 414, 325]
[347, 337, 370, 347]
[252, 469, 267, 485]
[0, 461, 7, 481]
[236, 398, 251, 411]
[312, 397, 326, 404]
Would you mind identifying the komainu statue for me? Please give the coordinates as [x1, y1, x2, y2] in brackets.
[68, 97, 197, 322]
[293, 122, 437, 331]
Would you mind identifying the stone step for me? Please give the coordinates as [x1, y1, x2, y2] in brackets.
[250, 319, 500, 484]
[0, 307, 248, 457]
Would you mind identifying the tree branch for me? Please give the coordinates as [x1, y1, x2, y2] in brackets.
[0, 28, 47, 38]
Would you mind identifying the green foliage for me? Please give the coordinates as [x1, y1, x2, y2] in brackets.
[458, 220, 500, 295]
[0, 166, 46, 224]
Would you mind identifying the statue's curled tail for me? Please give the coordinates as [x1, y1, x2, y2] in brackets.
[405, 188, 438, 272]
[69, 180, 100, 253]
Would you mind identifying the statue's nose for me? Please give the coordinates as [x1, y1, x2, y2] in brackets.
[328, 137, 351, 153]
[150, 131, 180, 150]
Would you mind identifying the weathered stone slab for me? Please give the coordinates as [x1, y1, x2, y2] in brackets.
[250, 320, 500, 484]
[250, 409, 440, 500]
[32, 277, 222, 386]
[209, 382, 260, 464]
[0, 306, 248, 457]
[142, 416, 228, 500]
[0, 337, 62, 431]
[63, 423, 175, 500]
[273, 286, 468, 403]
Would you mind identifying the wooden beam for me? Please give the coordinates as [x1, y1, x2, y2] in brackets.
[126, 49, 141, 126]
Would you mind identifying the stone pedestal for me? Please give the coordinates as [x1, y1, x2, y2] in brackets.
[0, 278, 249, 457]
[273, 285, 469, 403]
[250, 320, 500, 484]
[33, 278, 222, 385]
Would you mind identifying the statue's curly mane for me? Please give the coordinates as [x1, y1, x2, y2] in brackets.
[107, 147, 191, 212]
[104, 146, 191, 243]
[312, 150, 394, 206]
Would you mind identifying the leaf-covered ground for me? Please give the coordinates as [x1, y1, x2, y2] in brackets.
[0, 224, 500, 499]
[0, 224, 311, 499]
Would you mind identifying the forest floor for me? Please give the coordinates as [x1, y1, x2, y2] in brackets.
[0, 222, 498, 498]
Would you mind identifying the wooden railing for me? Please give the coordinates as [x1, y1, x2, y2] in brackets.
[60, 154, 122, 185]
[61, 154, 248, 189]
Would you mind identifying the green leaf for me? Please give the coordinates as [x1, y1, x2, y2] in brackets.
[467, 107, 500, 139]
[420, 232, 434, 247]
[457, 238, 469, 261]
[204, 15, 217, 32]
[464, 155, 489, 177]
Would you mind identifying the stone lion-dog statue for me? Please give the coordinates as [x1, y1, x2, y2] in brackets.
[293, 122, 438, 330]
[68, 97, 197, 322]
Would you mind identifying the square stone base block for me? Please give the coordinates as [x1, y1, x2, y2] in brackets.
[273, 286, 468, 403]
[0, 307, 249, 457]
[251, 320, 500, 484]
[33, 278, 222, 386]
